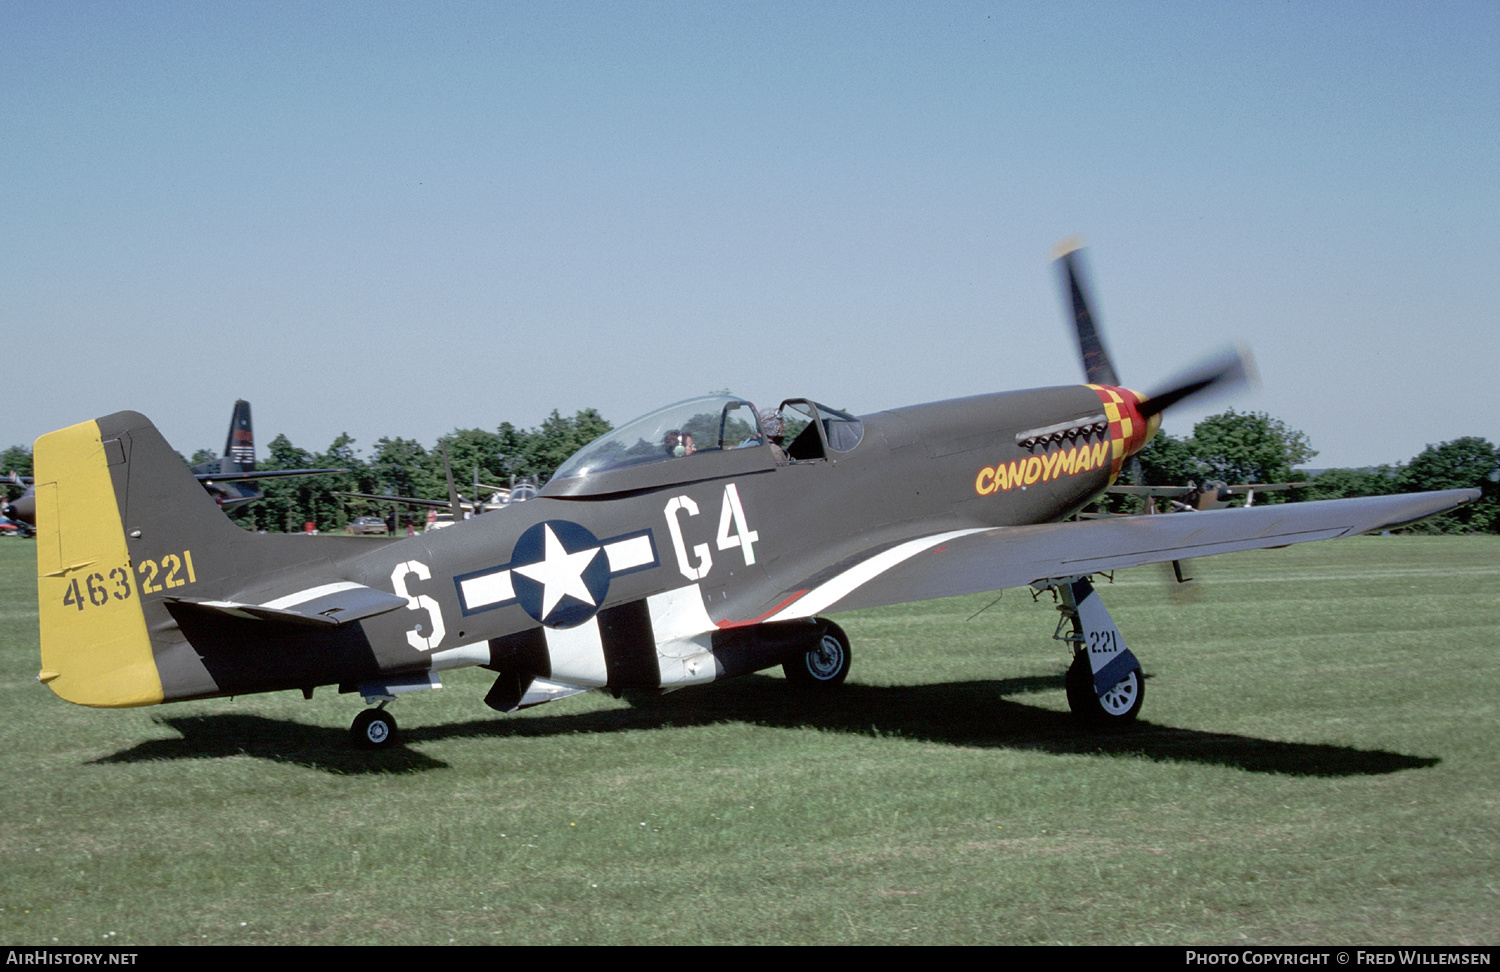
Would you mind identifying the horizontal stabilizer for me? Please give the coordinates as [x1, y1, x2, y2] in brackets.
[167, 581, 408, 628]
[195, 467, 346, 483]
[335, 490, 454, 510]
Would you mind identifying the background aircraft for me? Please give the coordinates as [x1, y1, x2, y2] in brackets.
[334, 457, 539, 533]
[191, 400, 346, 511]
[31, 245, 1477, 748]
[1105, 480, 1307, 514]
[7, 401, 346, 531]
[2, 471, 35, 537]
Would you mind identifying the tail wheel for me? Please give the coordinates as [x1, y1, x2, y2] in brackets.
[783, 621, 851, 687]
[351, 707, 399, 748]
[1065, 653, 1143, 725]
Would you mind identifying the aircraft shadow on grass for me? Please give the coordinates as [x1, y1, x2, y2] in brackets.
[96, 673, 1439, 778]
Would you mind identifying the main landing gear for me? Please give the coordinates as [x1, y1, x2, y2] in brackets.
[1037, 576, 1145, 726]
[782, 619, 851, 687]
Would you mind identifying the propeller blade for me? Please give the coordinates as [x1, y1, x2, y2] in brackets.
[1138, 345, 1257, 418]
[1052, 236, 1119, 386]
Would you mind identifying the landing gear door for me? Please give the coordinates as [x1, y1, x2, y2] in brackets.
[1066, 578, 1142, 695]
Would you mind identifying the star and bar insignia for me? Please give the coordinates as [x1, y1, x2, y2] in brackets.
[454, 520, 658, 629]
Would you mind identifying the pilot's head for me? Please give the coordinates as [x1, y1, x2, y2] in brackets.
[760, 409, 784, 442]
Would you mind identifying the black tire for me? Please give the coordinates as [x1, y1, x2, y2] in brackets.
[783, 621, 851, 687]
[1065, 653, 1143, 725]
[351, 708, 399, 748]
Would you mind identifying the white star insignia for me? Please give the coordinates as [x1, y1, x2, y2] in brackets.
[513, 524, 602, 621]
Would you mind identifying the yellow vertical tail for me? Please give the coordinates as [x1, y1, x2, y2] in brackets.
[34, 418, 162, 707]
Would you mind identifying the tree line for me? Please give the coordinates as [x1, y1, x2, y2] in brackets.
[2, 408, 1495, 534]
[1126, 410, 1498, 534]
[0, 408, 612, 535]
[225, 408, 613, 534]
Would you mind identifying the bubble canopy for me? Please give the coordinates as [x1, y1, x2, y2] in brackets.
[551, 395, 767, 482]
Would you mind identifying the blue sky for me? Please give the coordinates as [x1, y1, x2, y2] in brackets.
[4, 1, 1496, 469]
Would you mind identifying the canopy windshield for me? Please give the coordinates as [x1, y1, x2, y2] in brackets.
[552, 395, 766, 481]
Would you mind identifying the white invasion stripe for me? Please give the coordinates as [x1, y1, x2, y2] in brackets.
[520, 678, 591, 707]
[648, 585, 718, 686]
[261, 581, 365, 610]
[657, 646, 717, 686]
[647, 584, 715, 642]
[377, 673, 442, 695]
[459, 569, 514, 609]
[545, 618, 608, 687]
[767, 528, 989, 621]
[604, 534, 655, 573]
[191, 600, 261, 619]
[430, 642, 492, 671]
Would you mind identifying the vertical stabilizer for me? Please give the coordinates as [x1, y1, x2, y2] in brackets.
[224, 399, 255, 470]
[36, 411, 267, 707]
[34, 417, 162, 706]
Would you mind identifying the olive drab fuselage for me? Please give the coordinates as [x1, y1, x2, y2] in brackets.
[35, 382, 1475, 721]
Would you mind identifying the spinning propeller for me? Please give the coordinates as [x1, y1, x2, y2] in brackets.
[1052, 237, 1256, 586]
[1052, 237, 1255, 422]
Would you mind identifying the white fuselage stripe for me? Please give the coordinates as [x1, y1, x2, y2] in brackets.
[767, 528, 988, 621]
[261, 581, 364, 610]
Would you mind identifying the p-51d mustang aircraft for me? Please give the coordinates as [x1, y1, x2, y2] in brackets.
[33, 244, 1477, 747]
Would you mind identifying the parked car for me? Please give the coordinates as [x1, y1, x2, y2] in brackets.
[345, 516, 388, 536]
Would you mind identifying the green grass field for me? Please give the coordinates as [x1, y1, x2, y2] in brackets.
[1, 536, 1496, 945]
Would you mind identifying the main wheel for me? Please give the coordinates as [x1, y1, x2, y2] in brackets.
[350, 708, 399, 748]
[783, 621, 851, 687]
[1065, 653, 1143, 725]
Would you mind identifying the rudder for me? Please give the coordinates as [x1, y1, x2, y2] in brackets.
[35, 415, 161, 706]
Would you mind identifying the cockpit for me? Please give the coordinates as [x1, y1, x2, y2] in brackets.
[542, 394, 864, 497]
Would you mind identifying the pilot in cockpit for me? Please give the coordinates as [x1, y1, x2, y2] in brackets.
[760, 409, 788, 463]
[664, 430, 697, 458]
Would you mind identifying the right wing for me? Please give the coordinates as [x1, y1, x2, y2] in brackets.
[762, 489, 1478, 620]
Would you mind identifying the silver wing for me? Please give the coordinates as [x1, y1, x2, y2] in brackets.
[763, 489, 1479, 620]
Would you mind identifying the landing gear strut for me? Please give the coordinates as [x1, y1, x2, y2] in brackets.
[1040, 576, 1145, 726]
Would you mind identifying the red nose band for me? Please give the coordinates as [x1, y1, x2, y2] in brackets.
[1089, 385, 1160, 482]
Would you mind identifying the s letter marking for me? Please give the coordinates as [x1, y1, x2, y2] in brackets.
[391, 560, 446, 651]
